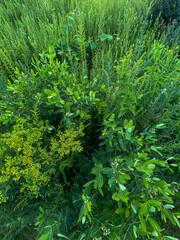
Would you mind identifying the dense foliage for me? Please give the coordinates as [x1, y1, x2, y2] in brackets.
[0, 0, 180, 239]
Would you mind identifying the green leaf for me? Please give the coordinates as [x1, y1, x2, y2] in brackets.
[94, 180, 98, 189]
[131, 203, 137, 214]
[133, 225, 137, 238]
[79, 233, 86, 240]
[83, 180, 94, 187]
[92, 167, 98, 175]
[57, 233, 70, 239]
[170, 164, 177, 167]
[141, 203, 148, 215]
[150, 206, 156, 212]
[82, 216, 86, 224]
[108, 177, 116, 187]
[109, 113, 115, 122]
[164, 204, 175, 209]
[125, 209, 130, 218]
[150, 146, 162, 156]
[148, 218, 161, 231]
[173, 215, 180, 228]
[82, 194, 86, 201]
[164, 236, 179, 240]
[125, 131, 131, 140]
[115, 207, 125, 214]
[38, 233, 50, 240]
[147, 164, 155, 169]
[148, 200, 162, 207]
[119, 184, 126, 191]
[163, 209, 177, 225]
[98, 185, 104, 196]
[112, 192, 120, 201]
[97, 174, 103, 188]
[99, 34, 113, 41]
[102, 167, 112, 174]
[119, 140, 127, 152]
[155, 124, 166, 129]
[39, 207, 44, 213]
[87, 202, 91, 212]
[152, 231, 159, 237]
[139, 214, 146, 230]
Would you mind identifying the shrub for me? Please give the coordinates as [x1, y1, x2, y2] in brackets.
[0, 111, 84, 203]
[0, 1, 180, 239]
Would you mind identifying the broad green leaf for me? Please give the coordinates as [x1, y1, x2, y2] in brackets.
[92, 167, 98, 175]
[119, 184, 126, 191]
[115, 207, 125, 214]
[164, 204, 175, 209]
[94, 180, 98, 189]
[148, 200, 162, 207]
[108, 177, 116, 187]
[136, 166, 152, 174]
[150, 206, 156, 212]
[38, 233, 50, 240]
[155, 124, 166, 129]
[82, 216, 86, 224]
[102, 167, 112, 174]
[87, 202, 91, 212]
[152, 231, 159, 237]
[125, 131, 131, 140]
[82, 194, 86, 201]
[57, 233, 70, 239]
[147, 164, 155, 169]
[141, 203, 148, 215]
[170, 164, 178, 167]
[121, 195, 129, 203]
[99, 34, 113, 41]
[97, 174, 103, 188]
[112, 192, 120, 201]
[39, 207, 44, 213]
[118, 175, 126, 184]
[143, 177, 149, 189]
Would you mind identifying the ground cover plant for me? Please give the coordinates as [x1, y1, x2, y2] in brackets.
[0, 0, 180, 239]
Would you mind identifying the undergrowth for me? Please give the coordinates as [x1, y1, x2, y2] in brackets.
[0, 0, 180, 239]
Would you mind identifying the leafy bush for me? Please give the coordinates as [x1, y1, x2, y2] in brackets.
[0, 40, 179, 239]
[0, 1, 180, 239]
[0, 111, 84, 202]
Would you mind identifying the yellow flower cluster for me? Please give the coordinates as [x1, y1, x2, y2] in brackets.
[0, 118, 84, 203]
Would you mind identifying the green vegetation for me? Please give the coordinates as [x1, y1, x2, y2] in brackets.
[0, 0, 179, 239]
